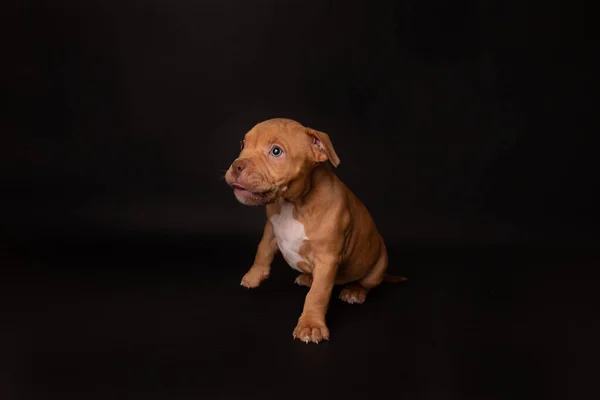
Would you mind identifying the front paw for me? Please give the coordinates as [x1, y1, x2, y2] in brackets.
[240, 267, 269, 288]
[293, 316, 330, 344]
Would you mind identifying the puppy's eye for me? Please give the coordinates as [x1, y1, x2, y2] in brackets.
[270, 146, 283, 157]
[240, 140, 245, 150]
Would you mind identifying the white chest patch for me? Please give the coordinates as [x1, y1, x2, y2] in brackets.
[269, 202, 308, 272]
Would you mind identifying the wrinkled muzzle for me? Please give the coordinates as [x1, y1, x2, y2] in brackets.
[225, 158, 277, 206]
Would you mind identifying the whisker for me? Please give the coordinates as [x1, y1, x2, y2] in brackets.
[219, 168, 229, 179]
[217, 169, 229, 180]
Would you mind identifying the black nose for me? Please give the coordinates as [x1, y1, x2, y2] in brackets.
[231, 159, 248, 178]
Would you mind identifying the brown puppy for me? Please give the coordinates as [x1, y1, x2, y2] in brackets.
[224, 118, 405, 343]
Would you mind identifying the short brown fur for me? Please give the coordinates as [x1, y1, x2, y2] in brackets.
[225, 118, 406, 343]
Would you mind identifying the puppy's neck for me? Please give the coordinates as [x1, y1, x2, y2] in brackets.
[280, 162, 336, 207]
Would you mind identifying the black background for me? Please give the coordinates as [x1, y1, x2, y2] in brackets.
[1, 1, 597, 399]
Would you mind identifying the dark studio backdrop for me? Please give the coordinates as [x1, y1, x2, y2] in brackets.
[1, 1, 597, 399]
[2, 0, 596, 245]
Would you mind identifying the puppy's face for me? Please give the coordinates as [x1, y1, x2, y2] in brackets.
[225, 119, 340, 206]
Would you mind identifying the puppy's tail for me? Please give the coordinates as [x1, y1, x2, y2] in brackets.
[383, 274, 408, 283]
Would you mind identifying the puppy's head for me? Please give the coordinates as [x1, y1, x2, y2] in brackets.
[224, 118, 340, 206]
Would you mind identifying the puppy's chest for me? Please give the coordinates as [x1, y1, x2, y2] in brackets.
[269, 203, 309, 272]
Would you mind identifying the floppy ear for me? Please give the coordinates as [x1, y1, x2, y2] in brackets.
[305, 127, 341, 167]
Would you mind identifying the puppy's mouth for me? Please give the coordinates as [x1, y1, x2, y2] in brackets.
[231, 183, 247, 192]
[231, 183, 262, 193]
[230, 182, 274, 199]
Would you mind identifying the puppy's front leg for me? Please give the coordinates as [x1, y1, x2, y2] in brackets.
[241, 220, 278, 288]
[293, 259, 337, 343]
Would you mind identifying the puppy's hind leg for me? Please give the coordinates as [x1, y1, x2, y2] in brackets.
[339, 245, 388, 305]
[339, 282, 369, 304]
[294, 273, 313, 287]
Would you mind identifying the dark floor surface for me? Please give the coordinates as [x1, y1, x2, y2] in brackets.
[1, 236, 598, 400]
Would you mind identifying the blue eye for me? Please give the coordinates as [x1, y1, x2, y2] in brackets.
[270, 146, 283, 157]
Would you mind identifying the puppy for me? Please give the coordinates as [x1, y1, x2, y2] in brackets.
[225, 118, 405, 343]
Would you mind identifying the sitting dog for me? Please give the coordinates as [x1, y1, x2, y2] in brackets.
[225, 118, 406, 343]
